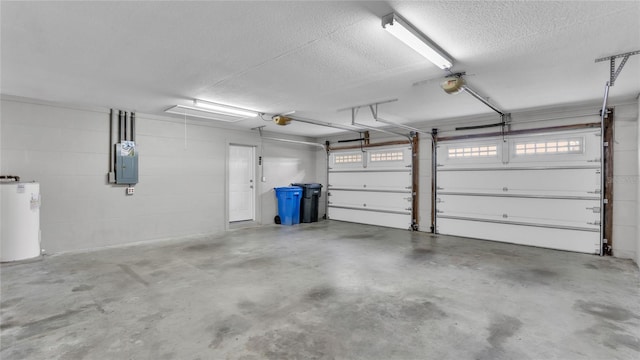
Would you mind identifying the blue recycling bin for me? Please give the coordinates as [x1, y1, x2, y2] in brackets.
[274, 186, 303, 225]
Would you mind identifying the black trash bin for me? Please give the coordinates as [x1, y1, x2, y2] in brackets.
[291, 183, 322, 223]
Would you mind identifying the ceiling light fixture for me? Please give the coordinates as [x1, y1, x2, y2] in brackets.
[381, 12, 453, 70]
[165, 105, 245, 122]
[193, 99, 258, 118]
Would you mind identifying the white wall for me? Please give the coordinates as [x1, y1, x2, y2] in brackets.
[611, 102, 638, 260]
[0, 97, 319, 253]
[418, 134, 432, 232]
[637, 98, 640, 267]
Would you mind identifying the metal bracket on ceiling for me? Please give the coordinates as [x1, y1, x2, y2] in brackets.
[595, 50, 640, 86]
[338, 99, 413, 141]
[336, 98, 398, 113]
[339, 99, 411, 139]
[366, 102, 428, 137]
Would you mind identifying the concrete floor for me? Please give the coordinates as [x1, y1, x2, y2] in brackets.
[1, 221, 639, 360]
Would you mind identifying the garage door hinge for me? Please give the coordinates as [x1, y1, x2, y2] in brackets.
[405, 186, 412, 189]
[587, 158, 601, 162]
[437, 164, 444, 167]
[587, 220, 601, 226]
[404, 197, 412, 201]
[437, 209, 444, 213]
[437, 186, 444, 190]
[436, 198, 443, 203]
[586, 206, 601, 213]
[405, 207, 412, 211]
[406, 165, 412, 168]
[588, 189, 601, 194]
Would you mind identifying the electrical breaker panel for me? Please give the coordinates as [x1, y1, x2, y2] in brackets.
[115, 141, 138, 184]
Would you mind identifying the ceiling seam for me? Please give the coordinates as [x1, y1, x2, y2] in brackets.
[203, 18, 367, 92]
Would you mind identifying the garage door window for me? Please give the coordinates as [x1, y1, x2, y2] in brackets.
[370, 151, 403, 162]
[514, 138, 583, 156]
[447, 145, 497, 158]
[334, 153, 362, 164]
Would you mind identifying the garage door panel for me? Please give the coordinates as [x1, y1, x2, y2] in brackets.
[438, 168, 600, 196]
[328, 145, 413, 230]
[438, 195, 600, 230]
[436, 128, 602, 254]
[330, 190, 412, 212]
[437, 218, 600, 254]
[329, 171, 411, 190]
[328, 207, 411, 229]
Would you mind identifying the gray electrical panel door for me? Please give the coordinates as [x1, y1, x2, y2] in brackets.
[115, 142, 138, 184]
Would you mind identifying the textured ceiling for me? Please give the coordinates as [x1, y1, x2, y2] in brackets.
[2, 1, 639, 136]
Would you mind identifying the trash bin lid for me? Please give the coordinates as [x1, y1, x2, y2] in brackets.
[291, 183, 322, 189]
[275, 186, 302, 192]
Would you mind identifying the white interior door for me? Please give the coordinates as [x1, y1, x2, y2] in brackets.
[435, 128, 602, 254]
[229, 145, 255, 222]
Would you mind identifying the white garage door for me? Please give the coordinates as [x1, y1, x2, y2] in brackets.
[436, 128, 602, 254]
[327, 146, 413, 229]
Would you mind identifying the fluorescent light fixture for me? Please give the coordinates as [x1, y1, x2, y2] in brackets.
[165, 105, 245, 122]
[382, 13, 453, 70]
[193, 99, 258, 118]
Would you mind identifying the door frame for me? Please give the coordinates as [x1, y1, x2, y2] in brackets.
[226, 142, 259, 229]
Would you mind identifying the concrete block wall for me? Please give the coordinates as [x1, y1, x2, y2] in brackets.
[1, 97, 319, 253]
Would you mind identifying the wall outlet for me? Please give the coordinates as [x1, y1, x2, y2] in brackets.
[126, 187, 135, 195]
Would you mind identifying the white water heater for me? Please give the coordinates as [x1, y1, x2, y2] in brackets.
[1, 182, 41, 262]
